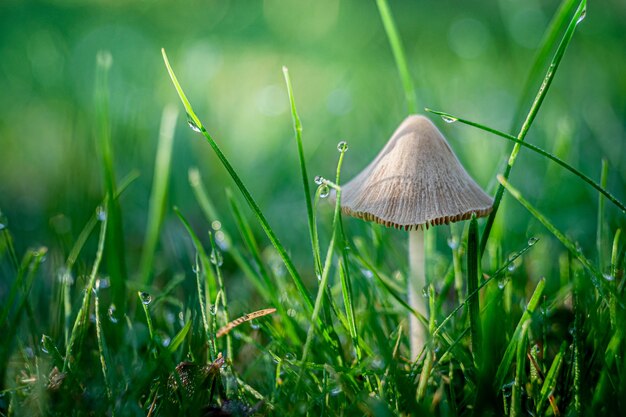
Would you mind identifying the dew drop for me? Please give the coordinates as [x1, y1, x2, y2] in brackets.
[314, 175, 324, 185]
[210, 249, 224, 267]
[211, 220, 222, 231]
[447, 236, 459, 250]
[209, 305, 217, 316]
[287, 308, 296, 317]
[285, 352, 295, 361]
[441, 115, 458, 124]
[140, 292, 152, 305]
[498, 277, 509, 290]
[337, 141, 348, 153]
[40, 336, 49, 354]
[421, 286, 429, 298]
[0, 223, 5, 231]
[107, 304, 118, 323]
[250, 321, 260, 330]
[527, 237, 539, 246]
[576, 7, 586, 25]
[507, 264, 516, 272]
[319, 185, 330, 198]
[96, 276, 110, 290]
[603, 273, 615, 282]
[316, 274, 322, 282]
[96, 206, 107, 222]
[186, 113, 202, 133]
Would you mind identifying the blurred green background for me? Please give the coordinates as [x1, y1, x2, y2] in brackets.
[1, 0, 625, 291]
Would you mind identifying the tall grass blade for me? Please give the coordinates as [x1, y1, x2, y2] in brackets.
[95, 51, 127, 313]
[208, 232, 232, 360]
[140, 104, 179, 285]
[424, 109, 626, 213]
[162, 48, 314, 314]
[94, 290, 113, 400]
[479, 0, 588, 256]
[536, 341, 566, 415]
[63, 205, 108, 372]
[597, 159, 608, 271]
[283, 67, 321, 275]
[510, 320, 530, 417]
[375, 0, 417, 113]
[467, 214, 482, 366]
[509, 0, 579, 131]
[494, 278, 545, 389]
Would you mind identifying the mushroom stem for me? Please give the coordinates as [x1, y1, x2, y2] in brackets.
[408, 228, 428, 360]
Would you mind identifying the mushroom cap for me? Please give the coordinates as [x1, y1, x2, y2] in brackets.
[340, 115, 493, 230]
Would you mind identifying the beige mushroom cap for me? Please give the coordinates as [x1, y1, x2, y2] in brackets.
[340, 115, 493, 230]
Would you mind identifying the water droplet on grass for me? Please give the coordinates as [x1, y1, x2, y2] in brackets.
[41, 336, 49, 354]
[441, 115, 458, 123]
[319, 185, 330, 198]
[96, 276, 110, 289]
[186, 113, 202, 132]
[447, 236, 459, 250]
[603, 273, 615, 281]
[107, 304, 118, 323]
[140, 292, 152, 305]
[507, 263, 516, 272]
[576, 7, 586, 24]
[337, 141, 348, 152]
[210, 249, 223, 267]
[422, 287, 429, 298]
[211, 220, 222, 231]
[498, 276, 510, 289]
[287, 308, 296, 317]
[96, 206, 106, 221]
[528, 237, 539, 246]
[314, 175, 324, 185]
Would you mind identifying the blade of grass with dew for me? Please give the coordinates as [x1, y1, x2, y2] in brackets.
[283, 66, 321, 275]
[301, 181, 343, 366]
[140, 104, 178, 285]
[58, 171, 139, 347]
[174, 208, 216, 358]
[597, 159, 608, 271]
[572, 261, 583, 416]
[95, 51, 127, 314]
[416, 284, 436, 401]
[189, 169, 273, 302]
[536, 341, 567, 415]
[41, 335, 64, 370]
[209, 231, 232, 361]
[194, 253, 216, 360]
[510, 320, 530, 417]
[467, 214, 482, 367]
[609, 229, 622, 328]
[478, 0, 588, 256]
[63, 205, 108, 372]
[497, 175, 618, 300]
[509, 0, 579, 131]
[333, 144, 363, 362]
[434, 236, 538, 338]
[494, 278, 545, 390]
[375, 0, 417, 114]
[94, 290, 113, 401]
[138, 291, 155, 345]
[161, 49, 313, 314]
[0, 213, 19, 271]
[424, 109, 626, 213]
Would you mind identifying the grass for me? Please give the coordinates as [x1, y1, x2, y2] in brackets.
[1, 0, 626, 415]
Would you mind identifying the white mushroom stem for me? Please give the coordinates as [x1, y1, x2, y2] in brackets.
[408, 228, 428, 360]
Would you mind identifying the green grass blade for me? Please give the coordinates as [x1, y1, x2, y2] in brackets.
[597, 159, 608, 271]
[497, 175, 615, 299]
[375, 0, 417, 114]
[424, 109, 626, 213]
[94, 290, 113, 400]
[138, 291, 155, 343]
[40, 335, 64, 370]
[162, 48, 314, 314]
[209, 232, 232, 361]
[478, 0, 588, 256]
[168, 318, 192, 354]
[494, 278, 545, 389]
[536, 341, 566, 415]
[283, 66, 321, 275]
[63, 205, 108, 372]
[509, 0, 579, 131]
[467, 214, 482, 367]
[140, 104, 179, 285]
[510, 320, 530, 417]
[95, 51, 127, 314]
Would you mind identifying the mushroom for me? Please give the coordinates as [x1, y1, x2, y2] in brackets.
[340, 115, 492, 359]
